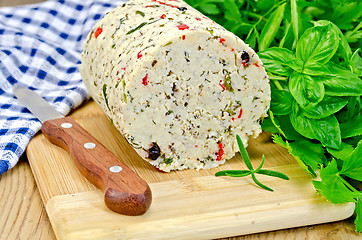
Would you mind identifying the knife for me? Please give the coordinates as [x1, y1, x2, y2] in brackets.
[13, 84, 152, 216]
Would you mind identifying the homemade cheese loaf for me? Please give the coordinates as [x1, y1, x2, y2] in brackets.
[80, 0, 270, 172]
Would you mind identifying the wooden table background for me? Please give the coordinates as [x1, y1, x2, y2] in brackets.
[0, 0, 361, 239]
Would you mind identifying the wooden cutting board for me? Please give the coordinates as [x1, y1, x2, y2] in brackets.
[26, 100, 355, 240]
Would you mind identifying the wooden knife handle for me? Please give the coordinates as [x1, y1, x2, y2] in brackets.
[41, 117, 152, 216]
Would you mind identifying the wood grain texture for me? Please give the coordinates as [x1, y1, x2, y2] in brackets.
[44, 164, 355, 240]
[26, 100, 361, 239]
[0, 157, 56, 240]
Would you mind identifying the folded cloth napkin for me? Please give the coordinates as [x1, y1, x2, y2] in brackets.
[0, 0, 126, 175]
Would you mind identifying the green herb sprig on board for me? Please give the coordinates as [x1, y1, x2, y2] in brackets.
[185, 0, 362, 232]
[215, 135, 289, 191]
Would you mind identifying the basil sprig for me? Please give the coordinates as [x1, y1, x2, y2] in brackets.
[215, 135, 289, 191]
[259, 21, 361, 175]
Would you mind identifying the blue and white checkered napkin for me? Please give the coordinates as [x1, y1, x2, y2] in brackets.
[0, 0, 126, 175]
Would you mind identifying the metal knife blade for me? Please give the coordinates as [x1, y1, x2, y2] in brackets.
[13, 84, 152, 216]
[13, 84, 63, 122]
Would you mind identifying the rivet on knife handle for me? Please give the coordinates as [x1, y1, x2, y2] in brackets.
[41, 116, 152, 216]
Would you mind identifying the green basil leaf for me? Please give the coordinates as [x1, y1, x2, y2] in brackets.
[259, 47, 296, 76]
[350, 49, 362, 75]
[289, 72, 325, 108]
[311, 20, 330, 27]
[296, 23, 339, 64]
[342, 96, 361, 121]
[268, 73, 288, 81]
[340, 140, 362, 181]
[277, 114, 304, 140]
[289, 72, 307, 106]
[314, 114, 343, 149]
[290, 0, 299, 42]
[256, 0, 275, 11]
[224, 0, 242, 23]
[313, 160, 358, 204]
[282, 58, 304, 73]
[202, 5, 220, 15]
[314, 20, 352, 62]
[340, 115, 362, 139]
[289, 140, 326, 171]
[258, 3, 286, 51]
[319, 63, 362, 96]
[344, 135, 362, 146]
[303, 60, 332, 76]
[337, 27, 353, 63]
[279, 20, 292, 48]
[290, 106, 341, 149]
[197, 2, 222, 15]
[270, 89, 293, 115]
[289, 104, 316, 139]
[261, 116, 280, 134]
[301, 96, 348, 119]
[245, 28, 258, 49]
[355, 195, 362, 232]
[327, 142, 355, 161]
[229, 23, 254, 37]
[265, 114, 303, 141]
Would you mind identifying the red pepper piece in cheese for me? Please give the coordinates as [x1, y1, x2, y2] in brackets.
[177, 24, 189, 30]
[94, 27, 103, 39]
[142, 73, 149, 86]
[216, 143, 224, 161]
